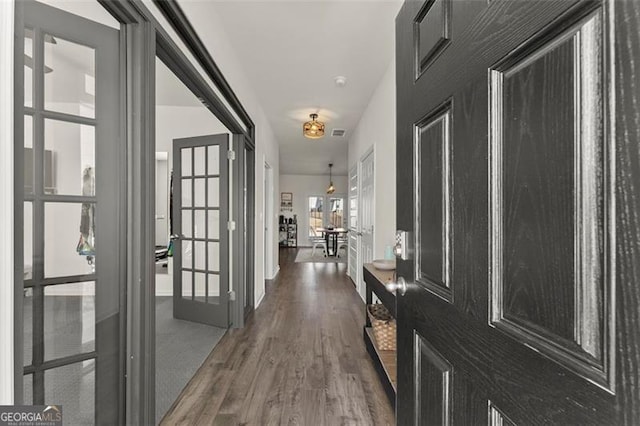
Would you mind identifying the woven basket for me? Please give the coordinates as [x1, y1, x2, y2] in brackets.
[367, 304, 397, 351]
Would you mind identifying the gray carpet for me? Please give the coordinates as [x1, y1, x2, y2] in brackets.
[155, 296, 226, 424]
[294, 247, 347, 263]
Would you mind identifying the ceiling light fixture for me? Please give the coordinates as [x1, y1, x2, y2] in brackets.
[326, 163, 335, 194]
[303, 113, 325, 139]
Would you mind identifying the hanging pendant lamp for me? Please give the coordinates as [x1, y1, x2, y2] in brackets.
[326, 163, 335, 194]
[303, 113, 325, 139]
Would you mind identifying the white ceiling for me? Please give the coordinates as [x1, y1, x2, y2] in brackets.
[180, 0, 402, 175]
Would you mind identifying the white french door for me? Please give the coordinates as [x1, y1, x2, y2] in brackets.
[359, 149, 375, 299]
[348, 165, 359, 285]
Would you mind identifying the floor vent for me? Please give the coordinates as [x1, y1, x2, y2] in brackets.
[331, 129, 347, 137]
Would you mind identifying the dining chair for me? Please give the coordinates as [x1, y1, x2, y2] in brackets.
[309, 226, 328, 257]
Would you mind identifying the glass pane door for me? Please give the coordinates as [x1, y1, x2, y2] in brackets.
[173, 134, 229, 327]
[20, 2, 121, 424]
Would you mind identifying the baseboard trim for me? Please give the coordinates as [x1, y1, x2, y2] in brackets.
[268, 265, 280, 280]
[255, 291, 266, 308]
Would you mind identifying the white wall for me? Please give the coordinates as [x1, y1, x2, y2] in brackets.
[0, 0, 15, 404]
[348, 60, 397, 259]
[180, 3, 281, 307]
[279, 174, 349, 246]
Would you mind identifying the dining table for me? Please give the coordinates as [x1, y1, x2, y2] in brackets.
[316, 227, 348, 257]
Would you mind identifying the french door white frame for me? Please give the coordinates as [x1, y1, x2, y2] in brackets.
[356, 147, 375, 300]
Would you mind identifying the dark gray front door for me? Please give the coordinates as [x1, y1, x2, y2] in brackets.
[172, 134, 229, 327]
[395, 0, 640, 424]
[18, 1, 122, 424]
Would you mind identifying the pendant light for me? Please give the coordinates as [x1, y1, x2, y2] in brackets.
[303, 113, 325, 139]
[326, 163, 335, 194]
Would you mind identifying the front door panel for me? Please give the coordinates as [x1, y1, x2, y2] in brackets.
[396, 0, 639, 423]
[173, 134, 229, 327]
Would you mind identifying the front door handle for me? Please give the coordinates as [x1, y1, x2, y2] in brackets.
[170, 233, 185, 241]
[384, 276, 408, 296]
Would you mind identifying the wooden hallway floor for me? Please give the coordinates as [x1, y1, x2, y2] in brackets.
[161, 248, 395, 425]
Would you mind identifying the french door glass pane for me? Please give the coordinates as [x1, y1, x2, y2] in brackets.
[194, 241, 205, 270]
[44, 203, 96, 278]
[194, 147, 205, 175]
[44, 282, 95, 361]
[181, 179, 192, 207]
[207, 145, 219, 175]
[24, 115, 33, 194]
[23, 289, 32, 367]
[194, 272, 205, 302]
[329, 198, 344, 228]
[182, 271, 192, 298]
[181, 148, 192, 176]
[24, 201, 33, 280]
[194, 178, 205, 207]
[181, 240, 192, 269]
[24, 29, 34, 108]
[45, 360, 95, 425]
[207, 210, 219, 240]
[44, 119, 96, 196]
[207, 178, 219, 206]
[207, 242, 220, 271]
[44, 36, 95, 118]
[182, 209, 192, 238]
[309, 196, 323, 236]
[194, 210, 205, 239]
[208, 274, 220, 300]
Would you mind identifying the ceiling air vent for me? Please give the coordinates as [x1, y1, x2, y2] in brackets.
[331, 129, 347, 137]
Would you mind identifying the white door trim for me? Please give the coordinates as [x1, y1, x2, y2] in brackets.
[264, 160, 274, 279]
[0, 0, 15, 404]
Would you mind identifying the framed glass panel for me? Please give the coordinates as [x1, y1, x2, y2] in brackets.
[194, 241, 205, 270]
[44, 36, 95, 118]
[181, 148, 192, 176]
[328, 197, 344, 228]
[194, 146, 205, 175]
[207, 178, 219, 207]
[24, 29, 34, 108]
[23, 289, 33, 366]
[44, 203, 95, 278]
[44, 119, 96, 196]
[45, 360, 95, 425]
[207, 210, 219, 240]
[44, 281, 96, 361]
[24, 201, 33, 280]
[208, 242, 220, 271]
[181, 270, 192, 298]
[194, 178, 205, 207]
[194, 210, 205, 239]
[181, 209, 192, 238]
[181, 179, 192, 207]
[194, 272, 205, 302]
[24, 115, 33, 194]
[181, 240, 192, 269]
[207, 274, 220, 300]
[309, 196, 323, 236]
[207, 145, 219, 175]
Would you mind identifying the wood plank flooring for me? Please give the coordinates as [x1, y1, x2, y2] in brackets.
[161, 248, 395, 425]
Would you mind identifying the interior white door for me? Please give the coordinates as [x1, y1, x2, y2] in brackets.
[359, 149, 375, 299]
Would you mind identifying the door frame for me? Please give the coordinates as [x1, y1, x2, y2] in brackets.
[9, 0, 256, 423]
[264, 161, 273, 279]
